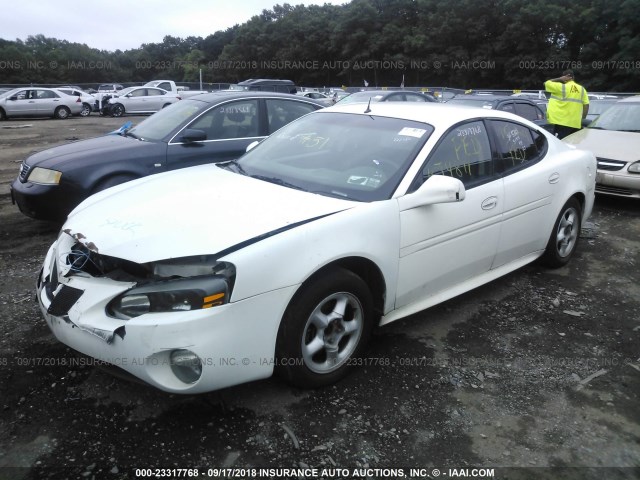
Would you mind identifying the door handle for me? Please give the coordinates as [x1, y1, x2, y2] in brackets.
[481, 196, 498, 210]
[549, 172, 560, 184]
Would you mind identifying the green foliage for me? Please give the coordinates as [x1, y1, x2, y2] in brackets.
[0, 1, 638, 91]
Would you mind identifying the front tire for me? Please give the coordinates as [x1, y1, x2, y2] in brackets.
[110, 103, 125, 117]
[540, 198, 582, 268]
[275, 267, 374, 388]
[0, 108, 6, 121]
[54, 106, 71, 119]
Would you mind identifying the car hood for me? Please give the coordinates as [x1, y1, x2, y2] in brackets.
[564, 128, 640, 162]
[26, 135, 156, 169]
[64, 165, 355, 263]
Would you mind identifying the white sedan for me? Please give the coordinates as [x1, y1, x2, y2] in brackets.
[0, 87, 83, 119]
[37, 103, 596, 393]
[107, 86, 180, 116]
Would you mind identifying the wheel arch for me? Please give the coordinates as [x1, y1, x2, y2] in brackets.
[89, 171, 139, 194]
[291, 256, 387, 322]
[571, 191, 586, 216]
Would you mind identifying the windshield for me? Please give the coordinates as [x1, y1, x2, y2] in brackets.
[447, 98, 496, 108]
[235, 111, 434, 202]
[117, 87, 136, 96]
[128, 99, 208, 142]
[0, 88, 20, 99]
[589, 101, 640, 131]
[337, 92, 385, 104]
[589, 102, 640, 132]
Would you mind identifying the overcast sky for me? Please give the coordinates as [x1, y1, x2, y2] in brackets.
[1, 0, 348, 52]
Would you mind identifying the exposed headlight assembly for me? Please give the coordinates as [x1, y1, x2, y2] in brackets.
[107, 260, 235, 320]
[28, 167, 62, 185]
[628, 161, 640, 174]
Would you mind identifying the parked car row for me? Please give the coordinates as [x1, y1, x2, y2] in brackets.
[11, 82, 640, 395]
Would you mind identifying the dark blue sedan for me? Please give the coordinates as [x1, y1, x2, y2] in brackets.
[11, 91, 324, 221]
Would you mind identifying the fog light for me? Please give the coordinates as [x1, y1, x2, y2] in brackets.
[170, 349, 202, 384]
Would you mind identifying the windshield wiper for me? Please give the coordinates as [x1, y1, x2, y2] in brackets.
[250, 174, 305, 191]
[619, 129, 640, 133]
[124, 130, 141, 140]
[219, 159, 248, 175]
[311, 189, 351, 199]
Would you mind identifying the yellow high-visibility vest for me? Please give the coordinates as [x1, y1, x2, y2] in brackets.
[545, 80, 589, 129]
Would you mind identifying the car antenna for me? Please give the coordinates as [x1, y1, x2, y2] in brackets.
[364, 98, 372, 114]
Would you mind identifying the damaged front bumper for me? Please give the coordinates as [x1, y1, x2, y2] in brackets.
[37, 233, 295, 394]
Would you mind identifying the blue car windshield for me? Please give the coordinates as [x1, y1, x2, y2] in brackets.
[236, 111, 434, 202]
[128, 99, 206, 142]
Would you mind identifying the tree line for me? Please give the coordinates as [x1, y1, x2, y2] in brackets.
[0, 0, 638, 91]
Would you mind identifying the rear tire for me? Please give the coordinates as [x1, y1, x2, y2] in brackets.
[540, 198, 582, 268]
[54, 106, 71, 119]
[80, 103, 92, 117]
[275, 267, 374, 388]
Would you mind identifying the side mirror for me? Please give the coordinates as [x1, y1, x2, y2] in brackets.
[398, 175, 466, 211]
[246, 140, 260, 152]
[9, 96, 17, 101]
[179, 129, 207, 143]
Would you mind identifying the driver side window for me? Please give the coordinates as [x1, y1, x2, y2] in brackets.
[418, 120, 494, 188]
[188, 100, 259, 140]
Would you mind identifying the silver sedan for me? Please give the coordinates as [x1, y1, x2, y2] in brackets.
[0, 87, 83, 120]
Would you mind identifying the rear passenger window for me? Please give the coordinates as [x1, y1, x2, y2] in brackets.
[267, 99, 318, 133]
[490, 120, 547, 174]
[500, 102, 515, 114]
[514, 102, 544, 121]
[419, 120, 493, 188]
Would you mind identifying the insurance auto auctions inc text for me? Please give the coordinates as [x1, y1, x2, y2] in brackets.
[154, 467, 496, 478]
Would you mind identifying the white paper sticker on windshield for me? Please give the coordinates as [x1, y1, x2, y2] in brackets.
[398, 127, 427, 138]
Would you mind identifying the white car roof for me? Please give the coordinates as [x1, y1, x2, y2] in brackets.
[322, 102, 539, 131]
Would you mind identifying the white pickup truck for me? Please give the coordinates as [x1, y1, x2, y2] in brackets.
[143, 80, 209, 98]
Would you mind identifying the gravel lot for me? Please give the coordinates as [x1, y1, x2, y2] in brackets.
[0, 116, 639, 480]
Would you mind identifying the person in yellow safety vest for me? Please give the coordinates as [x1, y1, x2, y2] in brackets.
[544, 70, 589, 139]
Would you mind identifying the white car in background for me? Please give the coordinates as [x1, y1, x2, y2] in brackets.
[37, 103, 595, 394]
[57, 87, 97, 117]
[564, 96, 640, 199]
[296, 91, 335, 106]
[107, 86, 181, 116]
[0, 87, 83, 120]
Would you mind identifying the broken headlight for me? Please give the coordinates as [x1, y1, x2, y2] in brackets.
[107, 261, 235, 320]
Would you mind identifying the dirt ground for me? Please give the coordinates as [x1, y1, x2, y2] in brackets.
[0, 116, 638, 480]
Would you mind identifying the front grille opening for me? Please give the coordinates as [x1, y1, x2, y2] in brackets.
[19, 163, 31, 182]
[66, 243, 152, 282]
[596, 157, 626, 172]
